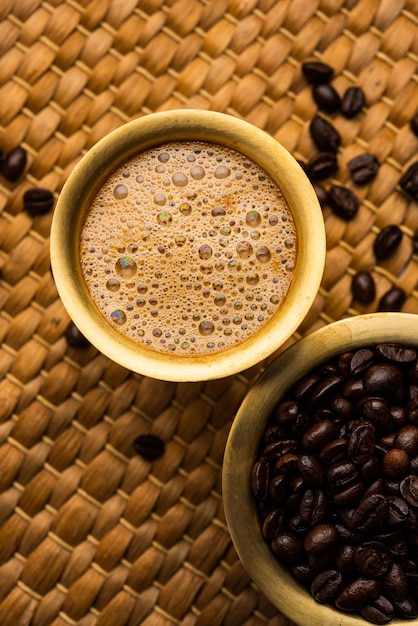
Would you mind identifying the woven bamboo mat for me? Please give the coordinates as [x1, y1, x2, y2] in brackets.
[0, 1, 417, 625]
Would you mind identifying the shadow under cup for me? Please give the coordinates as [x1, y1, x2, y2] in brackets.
[50, 109, 326, 382]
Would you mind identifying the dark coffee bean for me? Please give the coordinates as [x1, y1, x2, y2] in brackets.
[1, 146, 27, 181]
[312, 83, 341, 113]
[271, 531, 303, 565]
[251, 460, 270, 500]
[312, 183, 327, 207]
[400, 474, 418, 507]
[394, 596, 418, 618]
[327, 459, 359, 492]
[361, 398, 391, 429]
[399, 161, 418, 201]
[373, 225, 403, 260]
[311, 376, 343, 404]
[23, 188, 55, 216]
[395, 425, 418, 455]
[382, 449, 410, 480]
[292, 562, 315, 584]
[354, 542, 393, 578]
[342, 377, 365, 400]
[297, 454, 325, 487]
[133, 434, 165, 460]
[352, 493, 388, 531]
[384, 562, 408, 601]
[350, 349, 375, 375]
[348, 420, 375, 464]
[273, 400, 299, 426]
[376, 343, 417, 365]
[274, 452, 299, 474]
[307, 151, 338, 180]
[377, 286, 407, 312]
[341, 86, 366, 118]
[303, 523, 338, 554]
[293, 374, 320, 400]
[347, 153, 380, 185]
[319, 438, 347, 464]
[364, 364, 403, 396]
[351, 271, 376, 304]
[361, 596, 394, 624]
[336, 544, 356, 575]
[361, 457, 380, 484]
[269, 473, 290, 502]
[311, 569, 342, 603]
[332, 481, 365, 506]
[262, 508, 285, 542]
[262, 438, 297, 459]
[327, 184, 359, 220]
[302, 60, 334, 84]
[300, 489, 327, 525]
[65, 321, 90, 348]
[302, 420, 336, 450]
[331, 395, 354, 419]
[336, 578, 381, 610]
[387, 496, 409, 525]
[309, 116, 341, 153]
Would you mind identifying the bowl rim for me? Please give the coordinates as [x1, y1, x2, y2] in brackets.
[222, 312, 418, 626]
[50, 109, 325, 382]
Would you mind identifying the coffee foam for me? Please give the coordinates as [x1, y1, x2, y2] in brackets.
[80, 141, 297, 356]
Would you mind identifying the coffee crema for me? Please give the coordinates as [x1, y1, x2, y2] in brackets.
[80, 141, 297, 356]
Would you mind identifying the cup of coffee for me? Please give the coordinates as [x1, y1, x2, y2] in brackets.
[50, 110, 325, 381]
[223, 312, 418, 626]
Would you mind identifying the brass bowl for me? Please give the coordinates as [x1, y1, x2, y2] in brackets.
[50, 109, 325, 381]
[223, 312, 418, 626]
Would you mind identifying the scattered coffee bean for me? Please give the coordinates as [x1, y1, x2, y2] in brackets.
[309, 116, 341, 153]
[399, 161, 418, 201]
[410, 115, 418, 137]
[327, 184, 359, 220]
[1, 146, 27, 181]
[252, 342, 418, 623]
[23, 188, 54, 216]
[351, 271, 376, 304]
[65, 321, 90, 348]
[302, 60, 334, 84]
[377, 286, 406, 312]
[312, 83, 341, 113]
[347, 153, 380, 185]
[312, 183, 327, 207]
[307, 152, 338, 180]
[341, 86, 366, 118]
[133, 433, 165, 460]
[373, 225, 403, 261]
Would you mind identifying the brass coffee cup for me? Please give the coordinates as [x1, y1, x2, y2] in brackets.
[223, 312, 418, 626]
[50, 110, 325, 381]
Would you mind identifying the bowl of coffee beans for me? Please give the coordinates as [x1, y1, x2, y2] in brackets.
[223, 313, 418, 625]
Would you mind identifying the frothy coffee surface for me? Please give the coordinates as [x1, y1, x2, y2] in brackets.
[80, 141, 296, 355]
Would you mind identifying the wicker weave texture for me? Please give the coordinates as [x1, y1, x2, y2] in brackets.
[0, 1, 417, 625]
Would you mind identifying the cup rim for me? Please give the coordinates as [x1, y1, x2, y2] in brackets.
[222, 312, 418, 626]
[50, 109, 325, 381]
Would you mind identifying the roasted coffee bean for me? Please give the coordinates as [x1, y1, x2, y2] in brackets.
[361, 457, 380, 484]
[377, 286, 407, 312]
[262, 508, 285, 542]
[395, 425, 418, 455]
[273, 400, 299, 426]
[65, 321, 90, 348]
[350, 349, 375, 375]
[333, 481, 365, 506]
[251, 460, 270, 500]
[303, 523, 338, 554]
[307, 151, 338, 180]
[342, 377, 365, 399]
[387, 496, 409, 525]
[262, 438, 297, 458]
[319, 438, 346, 464]
[382, 449, 410, 480]
[271, 531, 303, 565]
[347, 153, 380, 185]
[23, 188, 54, 216]
[269, 474, 290, 502]
[351, 271, 376, 304]
[361, 596, 394, 624]
[336, 578, 381, 611]
[302, 60, 334, 84]
[327, 459, 359, 492]
[297, 454, 325, 487]
[327, 184, 359, 220]
[274, 452, 299, 474]
[1, 146, 27, 181]
[363, 364, 403, 396]
[302, 420, 336, 450]
[293, 374, 320, 400]
[300, 489, 327, 525]
[394, 596, 418, 618]
[336, 544, 356, 575]
[292, 562, 315, 584]
[311, 569, 342, 603]
[399, 161, 418, 201]
[354, 542, 393, 578]
[384, 562, 408, 601]
[309, 116, 341, 153]
[341, 86, 366, 118]
[352, 493, 388, 531]
[348, 420, 375, 464]
[312, 182, 327, 207]
[400, 474, 418, 507]
[133, 433, 165, 460]
[312, 83, 341, 113]
[311, 375, 343, 404]
[373, 225, 403, 261]
[377, 343, 417, 365]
